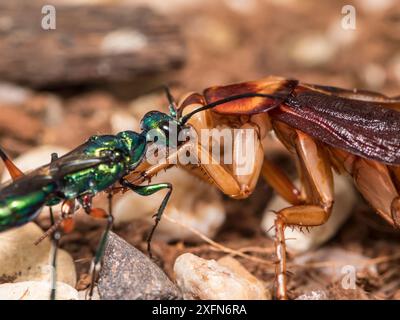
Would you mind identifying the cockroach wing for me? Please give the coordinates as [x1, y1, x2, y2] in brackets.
[271, 89, 400, 165]
[301, 83, 400, 109]
[203, 77, 298, 114]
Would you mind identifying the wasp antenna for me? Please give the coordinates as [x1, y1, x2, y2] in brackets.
[0, 147, 24, 181]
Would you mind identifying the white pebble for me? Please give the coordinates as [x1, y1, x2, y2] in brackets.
[113, 167, 225, 242]
[296, 290, 328, 300]
[356, 0, 395, 13]
[262, 174, 356, 253]
[290, 34, 337, 66]
[0, 281, 78, 300]
[293, 247, 377, 279]
[0, 223, 76, 287]
[110, 111, 140, 134]
[174, 253, 269, 300]
[362, 63, 386, 90]
[101, 29, 148, 55]
[0, 82, 32, 105]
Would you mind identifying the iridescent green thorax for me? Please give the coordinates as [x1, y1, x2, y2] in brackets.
[62, 132, 146, 198]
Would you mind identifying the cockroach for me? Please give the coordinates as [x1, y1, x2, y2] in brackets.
[130, 76, 400, 300]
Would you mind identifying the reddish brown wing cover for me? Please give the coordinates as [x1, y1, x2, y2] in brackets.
[271, 89, 400, 165]
[203, 77, 298, 114]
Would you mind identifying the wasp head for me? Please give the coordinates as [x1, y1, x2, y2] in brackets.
[140, 111, 189, 147]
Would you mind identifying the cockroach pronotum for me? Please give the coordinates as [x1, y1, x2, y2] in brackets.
[128, 76, 400, 300]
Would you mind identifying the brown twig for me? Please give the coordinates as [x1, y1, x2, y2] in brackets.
[163, 213, 275, 269]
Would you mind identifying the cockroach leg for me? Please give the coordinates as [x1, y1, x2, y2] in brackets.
[274, 216, 287, 300]
[269, 130, 334, 299]
[0, 147, 24, 180]
[353, 158, 400, 227]
[391, 197, 400, 227]
[261, 157, 303, 205]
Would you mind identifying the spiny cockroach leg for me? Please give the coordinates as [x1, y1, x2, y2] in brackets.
[274, 216, 287, 300]
[268, 130, 333, 299]
[353, 158, 400, 228]
[0, 147, 24, 180]
[261, 157, 303, 205]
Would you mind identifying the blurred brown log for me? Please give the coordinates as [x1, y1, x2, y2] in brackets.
[0, 2, 185, 87]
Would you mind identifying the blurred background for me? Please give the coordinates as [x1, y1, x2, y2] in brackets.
[0, 0, 400, 300]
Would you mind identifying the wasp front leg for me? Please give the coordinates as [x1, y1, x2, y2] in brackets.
[120, 178, 172, 258]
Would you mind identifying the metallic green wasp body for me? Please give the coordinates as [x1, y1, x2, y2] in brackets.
[0, 131, 146, 230]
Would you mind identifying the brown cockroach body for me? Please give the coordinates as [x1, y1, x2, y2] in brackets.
[129, 76, 400, 299]
[126, 77, 400, 299]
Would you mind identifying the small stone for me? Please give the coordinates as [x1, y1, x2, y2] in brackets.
[78, 287, 101, 300]
[362, 63, 386, 90]
[98, 232, 181, 300]
[110, 111, 140, 134]
[101, 29, 148, 55]
[113, 167, 225, 242]
[0, 281, 78, 300]
[391, 53, 400, 85]
[290, 34, 337, 66]
[327, 19, 357, 47]
[129, 93, 166, 119]
[262, 174, 356, 253]
[174, 253, 269, 300]
[0, 107, 42, 142]
[293, 247, 377, 279]
[0, 223, 76, 287]
[43, 95, 64, 126]
[296, 290, 328, 300]
[356, 0, 395, 13]
[218, 256, 271, 299]
[0, 82, 32, 105]
[189, 17, 239, 54]
[224, 0, 257, 14]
